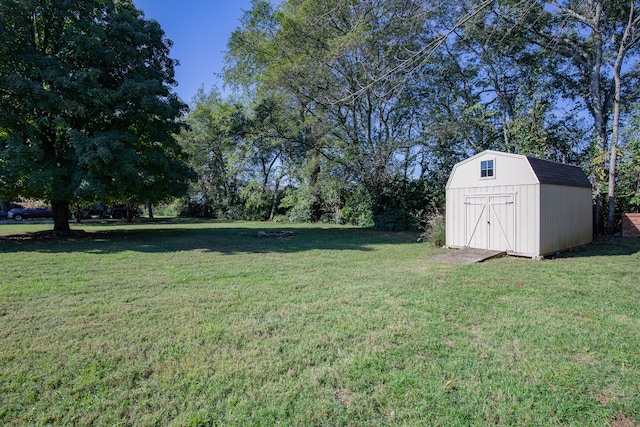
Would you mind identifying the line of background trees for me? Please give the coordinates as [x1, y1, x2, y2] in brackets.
[176, 0, 640, 233]
[2, 0, 639, 234]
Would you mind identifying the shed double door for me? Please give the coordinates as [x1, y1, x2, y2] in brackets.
[464, 194, 515, 251]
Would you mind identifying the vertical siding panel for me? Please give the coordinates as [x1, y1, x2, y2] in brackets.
[446, 188, 467, 248]
[534, 184, 541, 256]
[515, 184, 539, 257]
[539, 186, 592, 255]
[446, 189, 453, 246]
[457, 188, 465, 246]
[574, 188, 593, 248]
[517, 184, 529, 256]
[539, 186, 551, 255]
[454, 188, 463, 246]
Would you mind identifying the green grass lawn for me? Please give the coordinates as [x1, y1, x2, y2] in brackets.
[1, 221, 639, 426]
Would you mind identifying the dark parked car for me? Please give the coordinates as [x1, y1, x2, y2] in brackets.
[0, 211, 8, 220]
[107, 203, 141, 219]
[7, 207, 53, 221]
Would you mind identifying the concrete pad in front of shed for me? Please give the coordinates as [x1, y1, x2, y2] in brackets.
[433, 248, 506, 264]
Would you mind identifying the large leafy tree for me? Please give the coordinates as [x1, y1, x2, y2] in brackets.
[214, 0, 639, 232]
[178, 88, 301, 220]
[177, 89, 248, 218]
[493, 0, 640, 233]
[416, 0, 640, 233]
[226, 0, 435, 224]
[0, 0, 192, 233]
[617, 103, 640, 215]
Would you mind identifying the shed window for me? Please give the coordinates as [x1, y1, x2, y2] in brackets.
[481, 160, 494, 178]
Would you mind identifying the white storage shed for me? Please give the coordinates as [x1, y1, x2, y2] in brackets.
[446, 150, 593, 258]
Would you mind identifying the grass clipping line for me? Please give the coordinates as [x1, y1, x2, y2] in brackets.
[0, 230, 97, 240]
[257, 230, 295, 238]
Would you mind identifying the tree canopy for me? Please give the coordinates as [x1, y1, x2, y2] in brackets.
[0, 0, 193, 232]
[4, 0, 639, 234]
[212, 0, 640, 232]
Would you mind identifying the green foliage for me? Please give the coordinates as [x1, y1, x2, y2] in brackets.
[177, 89, 245, 217]
[617, 149, 640, 212]
[239, 181, 275, 220]
[0, 0, 192, 231]
[152, 201, 182, 218]
[507, 100, 552, 159]
[220, 0, 599, 229]
[617, 110, 640, 214]
[177, 89, 298, 221]
[225, 0, 435, 221]
[279, 187, 313, 223]
[373, 208, 419, 231]
[418, 211, 446, 247]
[338, 187, 374, 228]
[368, 178, 432, 231]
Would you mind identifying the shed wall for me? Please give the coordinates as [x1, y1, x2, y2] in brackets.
[539, 185, 593, 255]
[446, 183, 540, 256]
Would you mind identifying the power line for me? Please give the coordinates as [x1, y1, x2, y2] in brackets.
[331, 0, 494, 104]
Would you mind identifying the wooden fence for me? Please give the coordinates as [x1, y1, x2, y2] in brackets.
[622, 213, 640, 237]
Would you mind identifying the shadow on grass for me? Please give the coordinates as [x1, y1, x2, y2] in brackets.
[558, 236, 640, 259]
[0, 223, 419, 255]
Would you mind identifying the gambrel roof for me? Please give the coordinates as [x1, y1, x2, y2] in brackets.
[526, 156, 592, 188]
[446, 150, 593, 190]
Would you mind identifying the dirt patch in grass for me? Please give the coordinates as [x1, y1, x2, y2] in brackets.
[595, 385, 628, 406]
[611, 414, 637, 427]
[335, 388, 354, 406]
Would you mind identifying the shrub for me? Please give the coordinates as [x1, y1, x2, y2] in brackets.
[154, 200, 182, 217]
[418, 211, 446, 247]
[373, 208, 420, 231]
[339, 188, 374, 227]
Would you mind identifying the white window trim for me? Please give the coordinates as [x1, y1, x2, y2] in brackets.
[480, 157, 496, 180]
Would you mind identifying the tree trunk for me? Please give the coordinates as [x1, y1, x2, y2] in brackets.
[594, 192, 602, 235]
[73, 204, 83, 224]
[269, 177, 281, 221]
[309, 157, 322, 223]
[126, 205, 135, 222]
[542, 1, 607, 234]
[606, 1, 639, 234]
[589, 2, 606, 236]
[51, 200, 71, 234]
[607, 144, 617, 234]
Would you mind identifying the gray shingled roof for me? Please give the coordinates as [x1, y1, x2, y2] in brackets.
[526, 156, 592, 188]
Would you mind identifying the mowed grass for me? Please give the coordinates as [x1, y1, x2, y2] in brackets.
[0, 221, 639, 426]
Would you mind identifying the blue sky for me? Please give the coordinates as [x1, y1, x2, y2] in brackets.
[133, 0, 254, 104]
